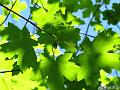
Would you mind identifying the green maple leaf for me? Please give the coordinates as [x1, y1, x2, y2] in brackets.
[62, 0, 80, 12]
[79, 0, 94, 18]
[112, 3, 120, 12]
[16, 27, 37, 71]
[0, 23, 21, 42]
[57, 53, 80, 81]
[37, 25, 80, 53]
[39, 54, 64, 90]
[77, 52, 100, 86]
[77, 30, 120, 86]
[0, 23, 37, 71]
[11, 68, 40, 90]
[0, 0, 9, 5]
[31, 0, 84, 28]
[17, 46, 37, 71]
[102, 10, 119, 25]
[39, 53, 80, 90]
[92, 31, 120, 69]
[31, 1, 60, 28]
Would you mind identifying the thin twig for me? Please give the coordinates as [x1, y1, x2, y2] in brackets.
[24, 14, 31, 27]
[83, 1, 104, 40]
[80, 32, 95, 38]
[0, 0, 17, 27]
[0, 3, 55, 38]
[74, 32, 95, 57]
[116, 24, 120, 31]
[0, 69, 21, 73]
[23, 0, 39, 27]
[39, 0, 48, 12]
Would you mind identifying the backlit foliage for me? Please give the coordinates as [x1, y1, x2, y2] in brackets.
[0, 0, 120, 90]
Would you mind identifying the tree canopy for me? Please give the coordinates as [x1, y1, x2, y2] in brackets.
[0, 0, 120, 90]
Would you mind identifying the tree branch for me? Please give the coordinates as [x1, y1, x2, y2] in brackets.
[83, 1, 104, 40]
[80, 32, 95, 38]
[0, 69, 21, 73]
[116, 24, 120, 31]
[0, 3, 56, 38]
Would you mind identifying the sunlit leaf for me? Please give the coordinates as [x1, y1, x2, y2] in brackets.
[99, 69, 110, 85]
[39, 54, 64, 90]
[57, 53, 80, 81]
[11, 68, 39, 90]
[0, 0, 120, 89]
[2, 0, 27, 20]
[77, 31, 120, 86]
[0, 14, 5, 25]
[94, 24, 105, 32]
[31, 1, 60, 28]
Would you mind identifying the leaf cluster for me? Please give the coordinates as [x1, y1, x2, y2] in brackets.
[0, 0, 120, 90]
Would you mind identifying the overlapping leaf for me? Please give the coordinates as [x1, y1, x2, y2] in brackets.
[37, 25, 80, 53]
[0, 68, 45, 90]
[39, 53, 64, 90]
[31, 1, 60, 28]
[77, 30, 120, 86]
[2, 0, 27, 20]
[39, 53, 80, 90]
[102, 3, 120, 25]
[0, 0, 120, 89]
[0, 23, 37, 71]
